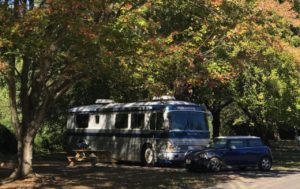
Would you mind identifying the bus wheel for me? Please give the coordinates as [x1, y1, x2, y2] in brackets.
[142, 145, 155, 166]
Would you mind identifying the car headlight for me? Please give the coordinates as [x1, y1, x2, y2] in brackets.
[198, 153, 208, 159]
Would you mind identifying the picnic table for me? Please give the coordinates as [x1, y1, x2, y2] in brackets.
[67, 149, 109, 167]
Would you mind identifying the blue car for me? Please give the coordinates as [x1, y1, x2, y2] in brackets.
[185, 136, 272, 172]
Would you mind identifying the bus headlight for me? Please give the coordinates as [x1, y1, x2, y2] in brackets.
[166, 141, 181, 153]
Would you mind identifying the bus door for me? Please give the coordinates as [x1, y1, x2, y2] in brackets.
[129, 112, 145, 161]
[149, 112, 164, 152]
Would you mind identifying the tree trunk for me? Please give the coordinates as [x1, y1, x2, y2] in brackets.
[257, 124, 269, 145]
[273, 126, 281, 141]
[10, 133, 34, 179]
[212, 110, 221, 138]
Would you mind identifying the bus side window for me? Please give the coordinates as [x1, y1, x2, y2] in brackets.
[150, 113, 156, 130]
[150, 113, 164, 130]
[156, 113, 163, 130]
[115, 114, 128, 129]
[76, 114, 89, 128]
[131, 113, 144, 129]
[95, 115, 100, 124]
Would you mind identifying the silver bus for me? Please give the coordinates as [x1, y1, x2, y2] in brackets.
[66, 97, 211, 165]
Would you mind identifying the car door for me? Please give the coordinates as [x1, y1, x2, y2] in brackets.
[244, 139, 264, 165]
[223, 139, 247, 166]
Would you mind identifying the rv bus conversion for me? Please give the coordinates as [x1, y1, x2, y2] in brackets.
[66, 97, 211, 165]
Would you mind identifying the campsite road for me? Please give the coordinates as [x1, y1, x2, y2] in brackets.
[211, 168, 300, 189]
[1, 161, 300, 188]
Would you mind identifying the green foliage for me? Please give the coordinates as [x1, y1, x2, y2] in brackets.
[0, 87, 11, 130]
[291, 35, 300, 47]
[1, 0, 300, 149]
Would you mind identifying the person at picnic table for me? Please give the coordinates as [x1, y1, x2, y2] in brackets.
[77, 139, 89, 149]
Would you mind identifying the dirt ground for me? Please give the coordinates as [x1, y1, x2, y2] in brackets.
[0, 160, 223, 189]
[1, 157, 300, 189]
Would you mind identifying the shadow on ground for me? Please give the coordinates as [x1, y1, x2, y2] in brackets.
[1, 160, 300, 189]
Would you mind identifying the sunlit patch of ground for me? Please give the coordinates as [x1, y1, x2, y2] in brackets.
[1, 141, 300, 189]
[1, 160, 300, 189]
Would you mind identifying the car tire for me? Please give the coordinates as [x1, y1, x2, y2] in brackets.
[258, 156, 272, 171]
[142, 145, 155, 167]
[208, 157, 222, 172]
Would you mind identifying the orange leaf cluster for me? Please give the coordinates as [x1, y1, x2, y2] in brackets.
[257, 0, 300, 26]
[211, 0, 223, 6]
[0, 59, 8, 71]
[79, 27, 97, 40]
[123, 3, 133, 11]
[168, 44, 181, 52]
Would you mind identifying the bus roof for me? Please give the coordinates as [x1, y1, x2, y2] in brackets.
[215, 136, 261, 139]
[68, 100, 207, 113]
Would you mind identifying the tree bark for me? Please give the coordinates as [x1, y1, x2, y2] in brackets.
[273, 126, 281, 141]
[10, 133, 34, 179]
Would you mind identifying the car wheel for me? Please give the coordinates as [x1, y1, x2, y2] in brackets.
[258, 157, 272, 171]
[208, 157, 222, 172]
[142, 145, 155, 166]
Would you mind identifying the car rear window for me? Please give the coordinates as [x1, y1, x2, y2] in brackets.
[248, 139, 263, 147]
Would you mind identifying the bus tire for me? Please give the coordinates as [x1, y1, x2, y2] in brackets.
[142, 145, 155, 167]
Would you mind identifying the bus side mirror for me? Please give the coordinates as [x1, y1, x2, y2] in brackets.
[207, 112, 213, 121]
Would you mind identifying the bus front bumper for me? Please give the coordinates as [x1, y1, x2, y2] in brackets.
[157, 152, 186, 164]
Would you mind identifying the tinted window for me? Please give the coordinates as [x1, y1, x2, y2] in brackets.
[229, 139, 247, 148]
[169, 111, 207, 130]
[131, 113, 144, 129]
[150, 113, 164, 130]
[76, 114, 89, 128]
[95, 115, 100, 124]
[115, 114, 128, 129]
[213, 139, 227, 148]
[150, 113, 156, 130]
[248, 139, 263, 147]
[157, 113, 163, 130]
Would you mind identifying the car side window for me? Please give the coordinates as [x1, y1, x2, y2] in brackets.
[248, 139, 263, 147]
[229, 139, 246, 148]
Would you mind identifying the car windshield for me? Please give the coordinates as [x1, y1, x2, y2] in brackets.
[212, 139, 228, 148]
[168, 111, 208, 130]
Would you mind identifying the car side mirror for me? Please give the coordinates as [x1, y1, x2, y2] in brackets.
[229, 145, 236, 150]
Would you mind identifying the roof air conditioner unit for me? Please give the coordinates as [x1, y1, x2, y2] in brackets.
[95, 99, 114, 104]
[152, 96, 176, 101]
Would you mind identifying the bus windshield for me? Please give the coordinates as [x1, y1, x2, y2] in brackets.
[168, 111, 208, 131]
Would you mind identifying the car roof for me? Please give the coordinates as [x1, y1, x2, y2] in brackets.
[215, 136, 261, 140]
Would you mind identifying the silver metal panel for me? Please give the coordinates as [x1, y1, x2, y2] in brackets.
[66, 100, 211, 163]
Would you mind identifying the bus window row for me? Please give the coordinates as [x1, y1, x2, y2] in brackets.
[74, 112, 164, 130]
